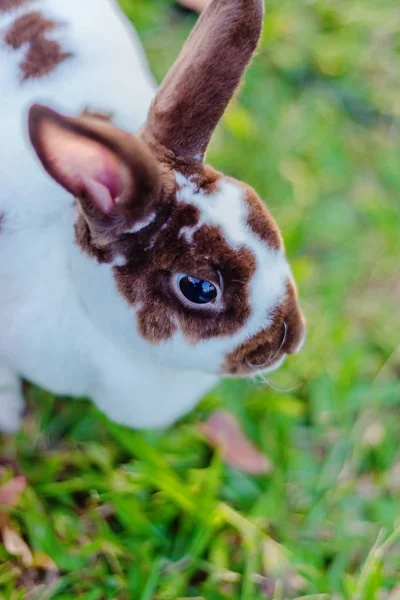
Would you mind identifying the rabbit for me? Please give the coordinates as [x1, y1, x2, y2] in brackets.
[0, 0, 305, 434]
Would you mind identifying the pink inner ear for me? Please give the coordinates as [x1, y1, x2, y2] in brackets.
[75, 149, 125, 214]
[78, 171, 116, 214]
[39, 119, 130, 215]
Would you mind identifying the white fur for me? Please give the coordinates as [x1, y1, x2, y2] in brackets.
[127, 211, 156, 233]
[0, 366, 24, 433]
[0, 0, 217, 431]
[0, 0, 292, 432]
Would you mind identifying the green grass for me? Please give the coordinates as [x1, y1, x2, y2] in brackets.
[1, 0, 400, 597]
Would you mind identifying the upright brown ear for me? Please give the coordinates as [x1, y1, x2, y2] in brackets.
[144, 0, 264, 161]
[28, 104, 161, 236]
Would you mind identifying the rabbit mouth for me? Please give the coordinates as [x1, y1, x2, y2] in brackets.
[239, 322, 288, 376]
[223, 318, 293, 377]
[245, 321, 288, 371]
[246, 354, 287, 376]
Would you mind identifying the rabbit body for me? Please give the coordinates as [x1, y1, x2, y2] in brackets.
[0, 0, 305, 434]
[0, 0, 216, 432]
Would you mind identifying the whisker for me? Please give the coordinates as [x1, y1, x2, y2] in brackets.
[250, 366, 301, 393]
[268, 320, 288, 363]
[247, 357, 272, 370]
[255, 375, 302, 394]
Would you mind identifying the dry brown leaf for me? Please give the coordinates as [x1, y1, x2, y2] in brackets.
[0, 476, 27, 507]
[199, 411, 273, 475]
[3, 524, 33, 567]
[386, 461, 400, 493]
[0, 476, 27, 529]
[262, 539, 306, 596]
[389, 585, 400, 600]
[22, 569, 61, 600]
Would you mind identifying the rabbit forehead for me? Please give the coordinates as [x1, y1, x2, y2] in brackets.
[175, 171, 281, 250]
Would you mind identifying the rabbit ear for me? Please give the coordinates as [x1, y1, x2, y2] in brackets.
[28, 105, 161, 235]
[144, 0, 264, 161]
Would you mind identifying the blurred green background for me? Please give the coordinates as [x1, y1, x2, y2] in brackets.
[1, 0, 400, 597]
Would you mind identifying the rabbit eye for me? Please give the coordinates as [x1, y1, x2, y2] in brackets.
[177, 275, 218, 305]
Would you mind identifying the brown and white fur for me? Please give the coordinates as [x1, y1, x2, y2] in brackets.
[0, 0, 305, 432]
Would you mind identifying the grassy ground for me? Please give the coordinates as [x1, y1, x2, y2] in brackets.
[1, 0, 400, 598]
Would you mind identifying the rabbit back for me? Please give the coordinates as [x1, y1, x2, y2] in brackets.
[0, 0, 156, 223]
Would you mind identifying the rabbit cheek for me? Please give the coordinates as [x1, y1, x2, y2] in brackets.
[223, 281, 305, 376]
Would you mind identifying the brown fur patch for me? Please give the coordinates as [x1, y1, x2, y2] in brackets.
[0, 0, 31, 11]
[5, 11, 72, 80]
[244, 186, 282, 251]
[145, 0, 264, 160]
[142, 132, 220, 196]
[223, 281, 305, 375]
[113, 215, 255, 345]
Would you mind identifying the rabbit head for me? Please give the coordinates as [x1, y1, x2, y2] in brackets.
[28, 0, 305, 377]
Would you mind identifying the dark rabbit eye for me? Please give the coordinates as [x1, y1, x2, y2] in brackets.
[177, 275, 218, 305]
